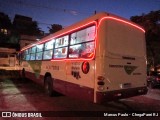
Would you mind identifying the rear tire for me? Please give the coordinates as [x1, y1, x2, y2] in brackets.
[44, 76, 53, 96]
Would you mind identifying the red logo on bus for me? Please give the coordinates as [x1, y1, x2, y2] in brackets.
[82, 61, 90, 74]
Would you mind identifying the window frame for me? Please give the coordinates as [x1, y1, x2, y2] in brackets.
[68, 25, 96, 59]
[43, 40, 54, 60]
[36, 44, 44, 60]
[53, 35, 69, 59]
[20, 23, 96, 61]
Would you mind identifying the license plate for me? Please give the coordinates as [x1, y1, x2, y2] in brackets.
[120, 83, 131, 89]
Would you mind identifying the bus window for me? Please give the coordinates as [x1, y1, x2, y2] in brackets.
[31, 46, 36, 53]
[36, 44, 44, 52]
[28, 48, 32, 54]
[26, 54, 30, 60]
[55, 35, 69, 48]
[69, 41, 94, 58]
[44, 40, 54, 50]
[30, 53, 36, 60]
[42, 40, 54, 60]
[43, 50, 53, 60]
[23, 50, 29, 60]
[36, 52, 43, 60]
[36, 44, 44, 60]
[70, 26, 95, 45]
[22, 52, 25, 60]
[25, 49, 29, 55]
[54, 47, 68, 59]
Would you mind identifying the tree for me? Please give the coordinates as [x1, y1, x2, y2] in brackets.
[0, 12, 12, 43]
[48, 24, 63, 34]
[29, 21, 42, 35]
[130, 10, 160, 71]
[12, 14, 42, 36]
[0, 12, 12, 30]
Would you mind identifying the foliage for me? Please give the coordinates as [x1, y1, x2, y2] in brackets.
[0, 12, 42, 50]
[48, 24, 63, 34]
[12, 15, 42, 36]
[0, 12, 12, 29]
[0, 12, 12, 43]
[130, 10, 160, 70]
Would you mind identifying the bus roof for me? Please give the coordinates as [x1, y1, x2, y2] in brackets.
[21, 12, 144, 51]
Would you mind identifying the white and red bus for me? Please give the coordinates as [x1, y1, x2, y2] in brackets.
[19, 12, 147, 103]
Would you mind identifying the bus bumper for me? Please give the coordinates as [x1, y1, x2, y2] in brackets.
[96, 86, 148, 103]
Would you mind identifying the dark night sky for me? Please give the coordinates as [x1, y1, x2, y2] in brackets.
[0, 0, 159, 33]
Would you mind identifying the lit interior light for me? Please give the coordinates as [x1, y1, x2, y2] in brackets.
[88, 52, 94, 58]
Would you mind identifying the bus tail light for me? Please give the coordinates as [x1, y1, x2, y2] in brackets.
[97, 76, 105, 91]
[97, 81, 105, 85]
[97, 76, 105, 81]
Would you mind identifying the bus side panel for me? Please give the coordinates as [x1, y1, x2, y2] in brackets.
[65, 61, 95, 102]
[21, 60, 95, 102]
[56, 79, 94, 102]
[41, 61, 67, 94]
[21, 61, 44, 85]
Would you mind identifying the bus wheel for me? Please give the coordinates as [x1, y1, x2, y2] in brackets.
[44, 76, 53, 97]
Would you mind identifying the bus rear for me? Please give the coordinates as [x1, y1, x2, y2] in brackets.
[95, 16, 148, 103]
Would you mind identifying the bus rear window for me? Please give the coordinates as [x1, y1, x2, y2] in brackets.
[69, 42, 94, 58]
[70, 26, 95, 45]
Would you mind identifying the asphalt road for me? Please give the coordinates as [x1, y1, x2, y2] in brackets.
[0, 70, 160, 120]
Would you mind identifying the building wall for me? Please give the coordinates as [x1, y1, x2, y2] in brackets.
[19, 35, 37, 49]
